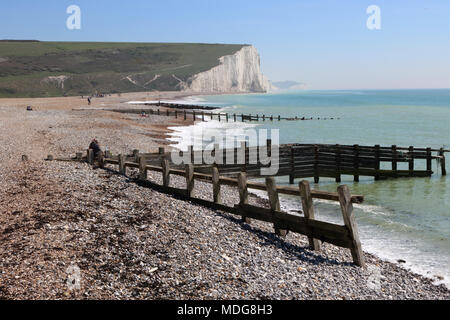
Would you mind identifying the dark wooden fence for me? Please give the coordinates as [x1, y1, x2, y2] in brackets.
[88, 149, 366, 266]
[97, 142, 446, 186]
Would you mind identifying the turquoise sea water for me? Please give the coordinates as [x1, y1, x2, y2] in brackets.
[169, 90, 450, 288]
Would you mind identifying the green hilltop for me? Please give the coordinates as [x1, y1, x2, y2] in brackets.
[0, 41, 246, 98]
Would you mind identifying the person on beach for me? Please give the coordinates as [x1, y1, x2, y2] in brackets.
[89, 139, 102, 158]
[87, 97, 91, 105]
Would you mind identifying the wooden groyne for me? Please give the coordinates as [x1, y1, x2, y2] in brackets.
[106, 108, 340, 122]
[45, 140, 448, 268]
[140, 102, 219, 110]
[61, 148, 366, 267]
[92, 142, 446, 185]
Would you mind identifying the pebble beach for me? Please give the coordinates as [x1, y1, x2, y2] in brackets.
[0, 92, 449, 300]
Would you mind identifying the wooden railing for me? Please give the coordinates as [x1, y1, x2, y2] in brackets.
[97, 142, 446, 184]
[84, 149, 368, 267]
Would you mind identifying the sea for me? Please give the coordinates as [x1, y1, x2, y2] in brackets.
[165, 89, 450, 288]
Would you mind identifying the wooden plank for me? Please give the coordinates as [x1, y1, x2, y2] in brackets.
[138, 155, 147, 181]
[118, 154, 125, 175]
[337, 185, 365, 267]
[336, 144, 341, 183]
[185, 164, 194, 197]
[440, 148, 447, 176]
[87, 149, 94, 165]
[409, 146, 414, 176]
[353, 144, 359, 182]
[236, 204, 352, 248]
[289, 146, 294, 184]
[237, 172, 251, 223]
[392, 145, 398, 178]
[314, 145, 319, 183]
[212, 166, 221, 204]
[374, 145, 380, 181]
[161, 158, 170, 187]
[266, 177, 287, 237]
[299, 180, 320, 250]
[426, 147, 432, 172]
[133, 149, 140, 162]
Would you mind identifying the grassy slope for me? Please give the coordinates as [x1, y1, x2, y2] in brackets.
[0, 41, 246, 98]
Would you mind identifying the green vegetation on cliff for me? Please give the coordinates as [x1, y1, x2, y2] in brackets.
[0, 41, 245, 98]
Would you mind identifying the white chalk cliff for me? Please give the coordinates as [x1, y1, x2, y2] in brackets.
[186, 45, 272, 93]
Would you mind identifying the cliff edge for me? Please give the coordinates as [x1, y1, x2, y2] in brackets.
[186, 45, 272, 93]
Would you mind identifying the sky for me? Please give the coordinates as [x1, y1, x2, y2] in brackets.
[1, 0, 449, 90]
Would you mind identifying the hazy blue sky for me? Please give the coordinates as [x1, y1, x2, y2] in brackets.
[1, 0, 449, 89]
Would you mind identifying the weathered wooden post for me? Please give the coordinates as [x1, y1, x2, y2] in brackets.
[118, 154, 126, 175]
[440, 148, 446, 176]
[161, 158, 170, 187]
[263, 114, 265, 121]
[237, 172, 251, 223]
[98, 152, 105, 169]
[218, 113, 221, 122]
[239, 141, 247, 172]
[392, 145, 398, 178]
[157, 109, 160, 115]
[408, 146, 414, 176]
[138, 156, 147, 181]
[299, 180, 320, 251]
[337, 185, 365, 268]
[426, 147, 432, 173]
[159, 147, 165, 155]
[87, 149, 94, 165]
[133, 149, 140, 162]
[185, 164, 194, 197]
[76, 152, 83, 161]
[289, 146, 295, 184]
[314, 145, 319, 183]
[270, 115, 273, 121]
[336, 144, 341, 183]
[189, 145, 194, 165]
[278, 115, 281, 121]
[374, 145, 380, 180]
[193, 111, 196, 121]
[353, 144, 359, 182]
[184, 110, 187, 120]
[226, 113, 229, 122]
[166, 109, 169, 117]
[175, 110, 178, 119]
[47, 155, 54, 161]
[233, 113, 236, 122]
[241, 113, 244, 122]
[266, 177, 287, 237]
[202, 111, 205, 121]
[256, 114, 259, 121]
[212, 166, 221, 204]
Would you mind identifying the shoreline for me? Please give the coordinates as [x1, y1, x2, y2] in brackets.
[165, 93, 450, 291]
[0, 91, 448, 299]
